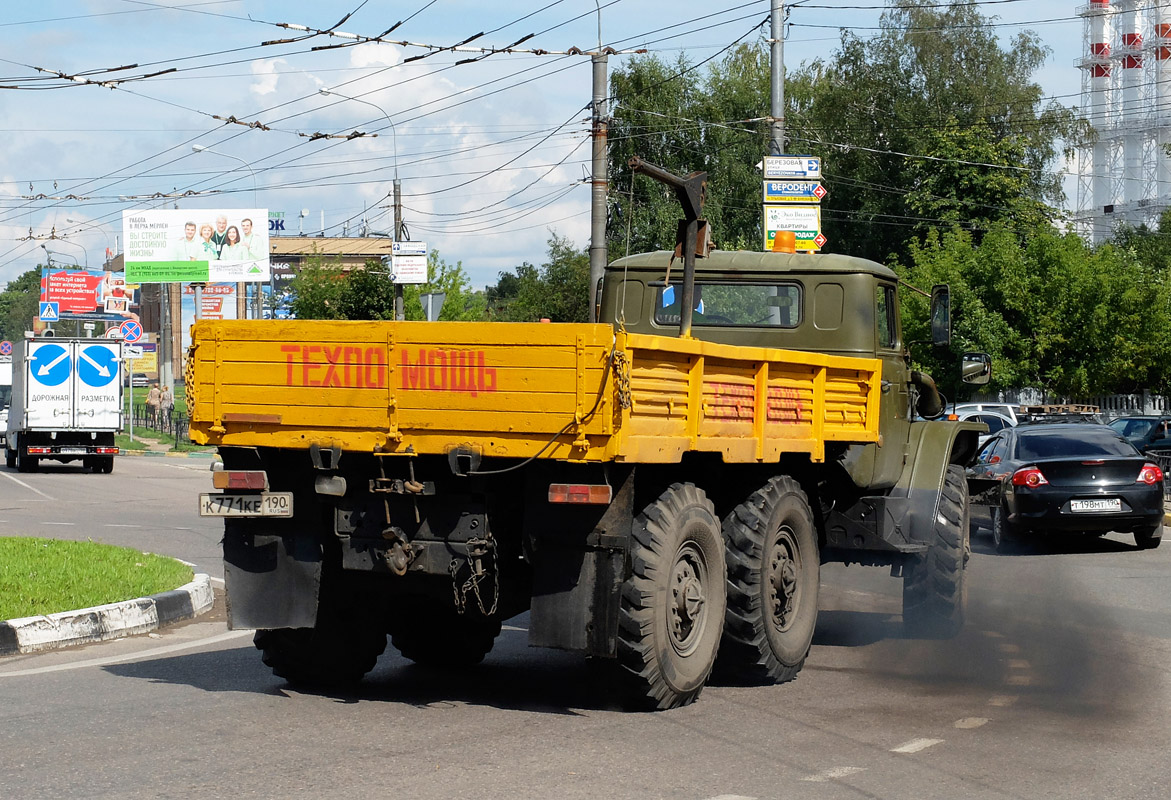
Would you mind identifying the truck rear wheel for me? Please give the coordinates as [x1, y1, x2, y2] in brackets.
[903, 464, 968, 638]
[16, 449, 37, 473]
[389, 607, 502, 668]
[5, 447, 14, 469]
[717, 476, 819, 684]
[617, 482, 726, 710]
[255, 600, 387, 688]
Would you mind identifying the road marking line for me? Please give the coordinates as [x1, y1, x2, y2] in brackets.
[0, 471, 55, 500]
[42, 521, 74, 526]
[981, 630, 1004, 638]
[891, 738, 944, 754]
[1007, 658, 1030, 669]
[502, 624, 528, 632]
[0, 629, 253, 678]
[988, 695, 1018, 707]
[705, 796, 758, 800]
[802, 767, 865, 783]
[997, 642, 1021, 653]
[954, 718, 990, 729]
[1006, 674, 1033, 686]
[104, 524, 142, 528]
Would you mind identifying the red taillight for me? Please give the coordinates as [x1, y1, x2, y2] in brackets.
[212, 470, 269, 490]
[1138, 463, 1164, 485]
[1011, 467, 1049, 488]
[27, 447, 52, 455]
[548, 483, 613, 505]
[96, 447, 119, 455]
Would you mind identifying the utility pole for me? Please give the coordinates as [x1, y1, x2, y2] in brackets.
[587, 9, 608, 323]
[770, 0, 786, 156]
[394, 177, 404, 321]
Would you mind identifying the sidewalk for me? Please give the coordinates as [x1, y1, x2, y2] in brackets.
[0, 575, 214, 657]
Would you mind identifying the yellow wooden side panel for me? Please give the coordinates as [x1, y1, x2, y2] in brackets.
[616, 333, 880, 463]
[188, 320, 619, 457]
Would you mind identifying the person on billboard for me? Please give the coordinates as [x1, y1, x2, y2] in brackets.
[172, 221, 204, 261]
[221, 226, 246, 262]
[239, 218, 261, 261]
[199, 223, 218, 260]
[210, 214, 229, 258]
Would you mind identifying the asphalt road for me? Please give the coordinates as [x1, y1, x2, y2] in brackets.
[1, 457, 1168, 799]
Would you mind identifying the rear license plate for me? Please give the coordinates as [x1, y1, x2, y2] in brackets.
[59, 447, 87, 455]
[199, 492, 294, 517]
[1070, 498, 1122, 513]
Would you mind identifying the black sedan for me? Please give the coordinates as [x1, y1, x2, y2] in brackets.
[967, 422, 1164, 552]
[1107, 415, 1171, 453]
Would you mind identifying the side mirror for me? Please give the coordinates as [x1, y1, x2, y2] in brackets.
[929, 284, 950, 347]
[961, 352, 992, 385]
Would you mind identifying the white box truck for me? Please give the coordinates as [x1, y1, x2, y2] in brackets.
[5, 336, 122, 473]
[0, 355, 12, 449]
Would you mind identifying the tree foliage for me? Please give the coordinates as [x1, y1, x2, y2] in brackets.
[0, 268, 43, 342]
[489, 233, 590, 322]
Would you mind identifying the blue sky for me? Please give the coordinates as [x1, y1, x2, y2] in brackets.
[0, 1, 1081, 289]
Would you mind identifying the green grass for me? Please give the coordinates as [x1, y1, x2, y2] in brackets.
[114, 434, 148, 451]
[0, 537, 194, 619]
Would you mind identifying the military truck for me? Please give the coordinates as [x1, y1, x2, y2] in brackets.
[190, 166, 988, 710]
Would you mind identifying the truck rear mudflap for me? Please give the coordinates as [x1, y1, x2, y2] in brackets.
[223, 524, 323, 630]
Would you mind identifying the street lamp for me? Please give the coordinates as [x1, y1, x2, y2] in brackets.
[50, 236, 88, 267]
[319, 87, 405, 320]
[66, 218, 111, 267]
[41, 244, 79, 266]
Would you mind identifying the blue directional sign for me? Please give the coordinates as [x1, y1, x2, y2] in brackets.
[77, 344, 119, 388]
[30, 343, 71, 386]
[39, 301, 60, 322]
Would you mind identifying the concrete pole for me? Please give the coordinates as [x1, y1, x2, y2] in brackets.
[394, 177, 405, 322]
[588, 49, 609, 323]
[770, 0, 785, 155]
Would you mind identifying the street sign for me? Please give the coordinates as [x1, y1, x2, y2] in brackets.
[119, 319, 142, 343]
[104, 327, 123, 339]
[0, 341, 11, 356]
[763, 180, 827, 204]
[763, 155, 822, 180]
[124, 345, 144, 358]
[392, 241, 428, 284]
[392, 241, 427, 256]
[29, 343, 71, 386]
[77, 343, 119, 388]
[39, 301, 60, 323]
[764, 205, 824, 251]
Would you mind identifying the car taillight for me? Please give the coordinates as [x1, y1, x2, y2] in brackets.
[548, 483, 612, 505]
[1011, 467, 1049, 488]
[1138, 463, 1164, 485]
[27, 446, 52, 455]
[96, 447, 119, 455]
[212, 470, 269, 490]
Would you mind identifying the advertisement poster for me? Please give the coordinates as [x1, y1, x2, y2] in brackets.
[40, 268, 141, 323]
[122, 208, 270, 283]
[180, 282, 238, 356]
[763, 205, 823, 251]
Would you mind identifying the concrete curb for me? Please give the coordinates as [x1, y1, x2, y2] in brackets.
[0, 574, 214, 657]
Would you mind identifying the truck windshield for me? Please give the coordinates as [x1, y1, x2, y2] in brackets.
[654, 282, 802, 328]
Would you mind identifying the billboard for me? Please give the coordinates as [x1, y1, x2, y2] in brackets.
[40, 268, 141, 323]
[180, 282, 238, 356]
[122, 209, 270, 283]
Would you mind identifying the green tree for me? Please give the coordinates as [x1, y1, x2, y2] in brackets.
[337, 259, 396, 320]
[0, 268, 43, 341]
[401, 251, 486, 321]
[288, 255, 346, 320]
[490, 234, 591, 322]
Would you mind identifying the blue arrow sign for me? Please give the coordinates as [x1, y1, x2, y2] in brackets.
[30, 343, 71, 386]
[39, 301, 60, 322]
[77, 344, 119, 388]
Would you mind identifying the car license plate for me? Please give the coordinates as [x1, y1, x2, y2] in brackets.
[59, 447, 87, 455]
[199, 492, 294, 517]
[1070, 498, 1122, 513]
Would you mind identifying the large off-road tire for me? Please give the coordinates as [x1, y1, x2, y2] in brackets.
[903, 464, 968, 639]
[617, 482, 726, 710]
[717, 476, 819, 685]
[1135, 520, 1163, 550]
[991, 505, 1019, 554]
[255, 600, 387, 688]
[389, 607, 502, 668]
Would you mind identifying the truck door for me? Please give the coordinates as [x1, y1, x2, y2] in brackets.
[24, 340, 76, 429]
[71, 341, 123, 430]
[872, 282, 910, 487]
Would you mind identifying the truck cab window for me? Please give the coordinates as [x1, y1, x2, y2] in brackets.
[876, 285, 897, 350]
[654, 282, 802, 328]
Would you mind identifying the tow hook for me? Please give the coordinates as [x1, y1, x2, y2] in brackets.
[379, 526, 416, 575]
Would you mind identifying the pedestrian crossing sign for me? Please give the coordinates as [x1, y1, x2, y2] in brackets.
[39, 301, 60, 322]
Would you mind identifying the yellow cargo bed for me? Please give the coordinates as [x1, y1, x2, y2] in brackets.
[187, 320, 881, 463]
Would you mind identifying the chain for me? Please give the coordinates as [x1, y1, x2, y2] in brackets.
[613, 349, 632, 410]
[449, 537, 499, 617]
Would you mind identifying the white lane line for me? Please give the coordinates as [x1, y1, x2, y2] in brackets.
[997, 642, 1021, 654]
[502, 624, 528, 632]
[0, 471, 55, 500]
[0, 629, 253, 678]
[1006, 674, 1033, 686]
[104, 524, 142, 529]
[42, 522, 74, 526]
[954, 718, 989, 729]
[891, 738, 944, 754]
[989, 695, 1018, 707]
[1007, 658, 1030, 669]
[981, 630, 1004, 639]
[802, 767, 865, 783]
[705, 796, 757, 800]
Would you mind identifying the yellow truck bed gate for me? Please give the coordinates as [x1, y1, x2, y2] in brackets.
[187, 320, 881, 463]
